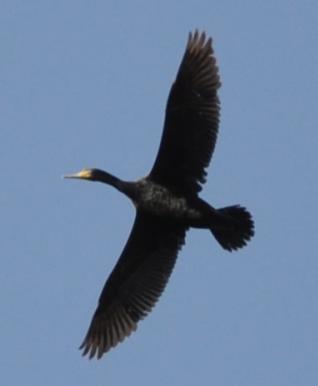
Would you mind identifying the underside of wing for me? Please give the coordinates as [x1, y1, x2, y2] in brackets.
[150, 30, 221, 194]
[79, 212, 187, 359]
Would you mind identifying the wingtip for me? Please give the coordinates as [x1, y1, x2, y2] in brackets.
[187, 30, 212, 54]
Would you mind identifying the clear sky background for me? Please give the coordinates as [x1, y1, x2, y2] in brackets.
[1, 1, 317, 385]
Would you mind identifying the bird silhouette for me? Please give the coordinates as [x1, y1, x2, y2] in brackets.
[65, 30, 254, 359]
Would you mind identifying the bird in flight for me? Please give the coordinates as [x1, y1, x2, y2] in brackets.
[65, 30, 254, 359]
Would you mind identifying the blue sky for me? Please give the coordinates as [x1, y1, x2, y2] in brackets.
[1, 1, 317, 385]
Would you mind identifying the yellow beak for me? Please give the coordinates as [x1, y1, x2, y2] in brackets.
[63, 169, 93, 179]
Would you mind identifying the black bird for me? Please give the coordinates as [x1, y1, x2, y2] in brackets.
[65, 31, 254, 359]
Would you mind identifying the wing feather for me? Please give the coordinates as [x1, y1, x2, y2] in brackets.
[150, 30, 221, 194]
[79, 212, 186, 359]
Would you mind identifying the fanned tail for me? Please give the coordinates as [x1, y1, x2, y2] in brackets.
[210, 205, 254, 251]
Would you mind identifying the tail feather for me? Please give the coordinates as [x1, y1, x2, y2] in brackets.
[210, 205, 254, 251]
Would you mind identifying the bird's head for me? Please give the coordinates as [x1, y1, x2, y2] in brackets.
[64, 168, 122, 189]
[64, 168, 100, 181]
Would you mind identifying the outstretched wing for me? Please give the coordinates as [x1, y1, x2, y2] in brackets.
[150, 31, 221, 194]
[80, 212, 187, 359]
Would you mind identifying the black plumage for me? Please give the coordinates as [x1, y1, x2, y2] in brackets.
[151, 31, 220, 194]
[65, 31, 254, 359]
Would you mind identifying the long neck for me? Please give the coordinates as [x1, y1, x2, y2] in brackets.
[94, 169, 136, 199]
[94, 169, 122, 188]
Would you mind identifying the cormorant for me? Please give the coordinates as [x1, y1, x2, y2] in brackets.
[65, 31, 254, 359]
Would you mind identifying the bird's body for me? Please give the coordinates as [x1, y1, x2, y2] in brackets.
[130, 178, 202, 222]
[65, 31, 254, 359]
